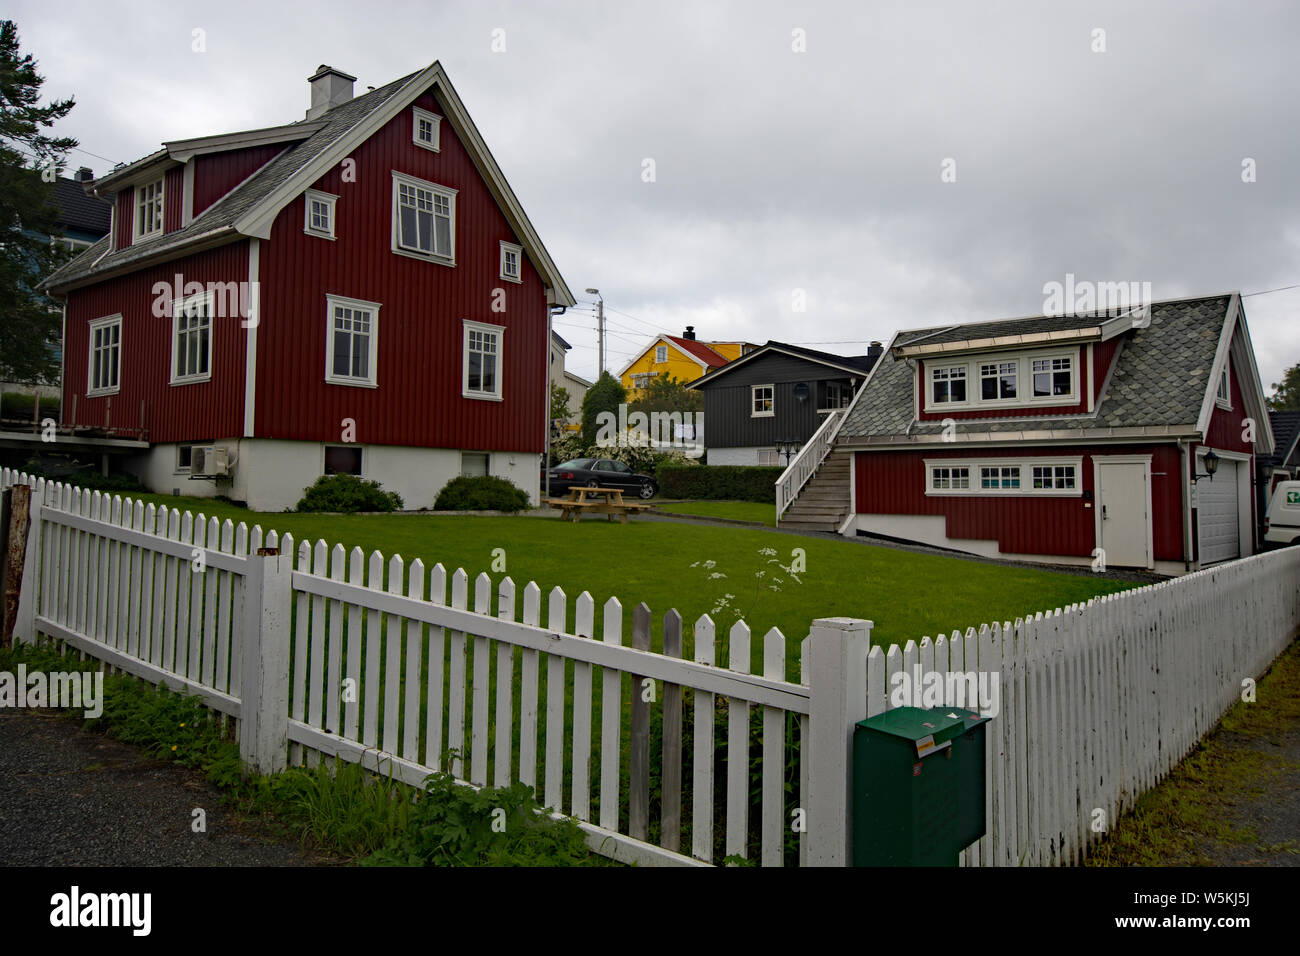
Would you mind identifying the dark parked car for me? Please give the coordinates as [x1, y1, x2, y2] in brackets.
[543, 458, 658, 499]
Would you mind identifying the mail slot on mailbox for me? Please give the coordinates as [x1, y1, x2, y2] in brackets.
[853, 705, 990, 866]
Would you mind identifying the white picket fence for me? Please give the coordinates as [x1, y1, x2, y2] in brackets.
[5, 467, 1299, 867]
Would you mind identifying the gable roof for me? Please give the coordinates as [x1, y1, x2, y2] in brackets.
[686, 340, 878, 389]
[41, 62, 574, 306]
[616, 334, 730, 378]
[50, 177, 111, 237]
[1264, 410, 1300, 468]
[839, 293, 1274, 450]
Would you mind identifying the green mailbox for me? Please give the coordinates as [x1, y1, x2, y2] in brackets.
[852, 706, 990, 866]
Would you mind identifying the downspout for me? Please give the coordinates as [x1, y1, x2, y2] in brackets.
[1178, 438, 1193, 571]
[545, 304, 567, 502]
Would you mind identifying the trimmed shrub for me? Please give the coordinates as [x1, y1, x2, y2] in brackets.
[656, 464, 784, 503]
[296, 474, 404, 513]
[433, 475, 530, 513]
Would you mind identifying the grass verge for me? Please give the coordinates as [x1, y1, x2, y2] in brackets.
[655, 500, 776, 526]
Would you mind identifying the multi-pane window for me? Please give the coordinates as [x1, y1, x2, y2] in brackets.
[500, 242, 521, 282]
[304, 190, 337, 238]
[135, 179, 163, 240]
[172, 294, 212, 384]
[325, 296, 380, 386]
[87, 316, 121, 395]
[464, 321, 502, 399]
[752, 384, 775, 416]
[980, 466, 1021, 489]
[931, 466, 970, 490]
[1032, 356, 1073, 397]
[981, 361, 1018, 400]
[824, 381, 853, 409]
[931, 365, 966, 404]
[655, 345, 668, 363]
[1216, 367, 1231, 406]
[412, 107, 441, 151]
[394, 173, 455, 260]
[1032, 464, 1077, 490]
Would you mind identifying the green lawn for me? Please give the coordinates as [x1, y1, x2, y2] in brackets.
[120, 492, 1132, 666]
[655, 500, 775, 526]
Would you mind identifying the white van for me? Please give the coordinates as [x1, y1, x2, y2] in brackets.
[1264, 480, 1300, 549]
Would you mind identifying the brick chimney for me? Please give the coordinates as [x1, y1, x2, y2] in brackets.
[683, 326, 696, 340]
[867, 341, 883, 359]
[306, 65, 356, 120]
[74, 167, 94, 183]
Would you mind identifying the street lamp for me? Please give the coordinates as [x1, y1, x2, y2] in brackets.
[775, 439, 801, 466]
[585, 287, 604, 376]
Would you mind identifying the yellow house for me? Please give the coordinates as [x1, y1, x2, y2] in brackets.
[618, 327, 756, 398]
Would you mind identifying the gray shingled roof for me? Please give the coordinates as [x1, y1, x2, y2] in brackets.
[1264, 411, 1300, 467]
[42, 70, 421, 291]
[50, 177, 111, 236]
[896, 311, 1117, 348]
[839, 295, 1231, 439]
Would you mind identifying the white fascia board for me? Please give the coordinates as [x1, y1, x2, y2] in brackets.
[165, 122, 326, 162]
[893, 326, 1101, 358]
[1195, 294, 1239, 437]
[1226, 296, 1275, 455]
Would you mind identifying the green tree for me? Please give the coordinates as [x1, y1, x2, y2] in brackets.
[549, 381, 571, 422]
[629, 374, 702, 415]
[0, 19, 77, 383]
[580, 371, 627, 446]
[1268, 361, 1300, 411]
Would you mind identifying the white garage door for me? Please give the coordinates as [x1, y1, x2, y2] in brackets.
[1198, 459, 1240, 564]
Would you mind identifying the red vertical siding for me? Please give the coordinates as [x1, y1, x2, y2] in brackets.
[1192, 350, 1257, 556]
[114, 191, 133, 249]
[163, 167, 184, 233]
[917, 346, 1091, 420]
[854, 444, 1184, 560]
[255, 87, 548, 453]
[62, 243, 250, 443]
[193, 146, 287, 216]
[1092, 337, 1121, 402]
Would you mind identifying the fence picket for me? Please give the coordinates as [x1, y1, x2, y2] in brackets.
[519, 582, 542, 789]
[403, 559, 426, 764]
[383, 555, 406, 758]
[470, 572, 492, 787]
[447, 569, 468, 779]
[362, 551, 385, 750]
[424, 564, 448, 770]
[572, 592, 595, 823]
[344, 547, 366, 744]
[598, 597, 622, 832]
[660, 609, 683, 851]
[628, 602, 651, 839]
[692, 614, 716, 863]
[726, 620, 751, 862]
[761, 626, 786, 867]
[494, 577, 516, 788]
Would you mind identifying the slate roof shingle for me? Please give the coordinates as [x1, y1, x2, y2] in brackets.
[839, 295, 1232, 439]
[1264, 410, 1300, 468]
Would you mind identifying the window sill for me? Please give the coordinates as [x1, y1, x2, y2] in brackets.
[86, 388, 120, 398]
[326, 377, 378, 389]
[463, 391, 503, 402]
[392, 246, 455, 267]
[499, 273, 522, 284]
[413, 139, 440, 153]
[751, 411, 775, 418]
[304, 228, 336, 241]
[1215, 399, 1232, 411]
[170, 375, 211, 387]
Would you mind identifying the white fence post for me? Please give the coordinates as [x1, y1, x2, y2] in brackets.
[806, 616, 871, 866]
[12, 487, 43, 647]
[239, 545, 292, 774]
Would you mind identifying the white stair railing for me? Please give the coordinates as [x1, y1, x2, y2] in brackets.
[775, 409, 843, 523]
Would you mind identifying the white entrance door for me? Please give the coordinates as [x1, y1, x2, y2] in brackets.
[1096, 460, 1150, 568]
[1197, 458, 1240, 563]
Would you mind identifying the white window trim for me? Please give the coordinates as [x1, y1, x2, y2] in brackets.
[324, 294, 381, 388]
[170, 291, 214, 386]
[462, 319, 504, 401]
[175, 443, 202, 475]
[1215, 364, 1232, 410]
[134, 177, 164, 242]
[751, 384, 775, 418]
[412, 107, 442, 152]
[303, 189, 338, 240]
[86, 314, 122, 397]
[390, 171, 457, 265]
[923, 456, 1084, 497]
[654, 345, 668, 364]
[922, 349, 1080, 413]
[499, 241, 522, 283]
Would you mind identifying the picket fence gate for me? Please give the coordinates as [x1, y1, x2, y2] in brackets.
[5, 468, 1299, 867]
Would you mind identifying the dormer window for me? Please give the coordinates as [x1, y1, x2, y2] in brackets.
[923, 349, 1078, 412]
[412, 107, 441, 152]
[1032, 356, 1073, 397]
[931, 365, 967, 404]
[134, 178, 164, 241]
[980, 361, 1017, 400]
[304, 189, 337, 239]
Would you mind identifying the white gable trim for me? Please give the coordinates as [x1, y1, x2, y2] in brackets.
[232, 62, 574, 306]
[615, 335, 716, 379]
[1194, 293, 1275, 454]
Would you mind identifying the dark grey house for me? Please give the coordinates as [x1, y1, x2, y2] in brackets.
[686, 341, 881, 466]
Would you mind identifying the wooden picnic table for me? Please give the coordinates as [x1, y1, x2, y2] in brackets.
[541, 486, 654, 523]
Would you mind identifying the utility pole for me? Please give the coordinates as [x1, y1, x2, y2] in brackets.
[586, 287, 604, 376]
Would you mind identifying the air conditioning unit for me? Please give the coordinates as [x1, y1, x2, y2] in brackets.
[190, 445, 230, 477]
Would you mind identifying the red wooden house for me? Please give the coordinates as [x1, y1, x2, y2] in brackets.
[819, 293, 1275, 573]
[41, 62, 575, 510]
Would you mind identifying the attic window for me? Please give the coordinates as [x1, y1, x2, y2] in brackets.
[134, 178, 164, 241]
[1216, 365, 1231, 409]
[655, 345, 668, 363]
[412, 107, 441, 152]
[304, 189, 337, 239]
[499, 241, 522, 283]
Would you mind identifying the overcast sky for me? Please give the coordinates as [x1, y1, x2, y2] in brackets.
[12, 0, 1300, 389]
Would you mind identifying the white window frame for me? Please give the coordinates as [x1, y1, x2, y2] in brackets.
[820, 380, 853, 412]
[924, 456, 1084, 497]
[979, 360, 1019, 402]
[170, 291, 213, 386]
[391, 171, 456, 264]
[304, 189, 338, 240]
[463, 319, 504, 401]
[499, 241, 522, 283]
[1216, 364, 1232, 409]
[929, 364, 968, 406]
[412, 107, 441, 152]
[324, 294, 381, 388]
[86, 314, 122, 397]
[134, 178, 164, 241]
[751, 384, 775, 417]
[175, 443, 198, 475]
[655, 345, 668, 364]
[922, 349, 1080, 413]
